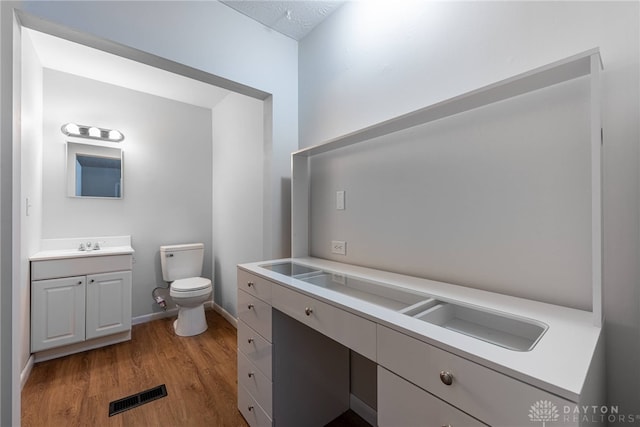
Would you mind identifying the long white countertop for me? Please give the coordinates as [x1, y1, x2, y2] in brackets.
[239, 257, 602, 403]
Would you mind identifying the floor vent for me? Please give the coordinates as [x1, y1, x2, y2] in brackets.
[108, 384, 168, 416]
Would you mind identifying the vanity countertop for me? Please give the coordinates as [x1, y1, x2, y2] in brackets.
[30, 235, 134, 261]
[30, 246, 135, 261]
[239, 257, 602, 404]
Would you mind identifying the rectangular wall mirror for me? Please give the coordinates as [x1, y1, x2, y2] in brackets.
[66, 142, 123, 198]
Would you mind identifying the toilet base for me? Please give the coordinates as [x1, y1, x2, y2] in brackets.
[173, 304, 208, 337]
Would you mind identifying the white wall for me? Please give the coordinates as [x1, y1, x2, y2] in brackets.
[300, 0, 639, 419]
[213, 93, 264, 316]
[19, 28, 42, 377]
[42, 69, 214, 318]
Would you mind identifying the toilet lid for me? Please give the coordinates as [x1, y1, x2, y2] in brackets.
[171, 277, 211, 292]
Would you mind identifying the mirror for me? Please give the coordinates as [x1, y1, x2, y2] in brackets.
[66, 142, 123, 198]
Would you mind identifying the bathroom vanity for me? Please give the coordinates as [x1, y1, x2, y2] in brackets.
[237, 258, 603, 427]
[30, 236, 134, 361]
[238, 49, 605, 427]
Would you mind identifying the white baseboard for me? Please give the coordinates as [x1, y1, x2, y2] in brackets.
[131, 301, 237, 329]
[350, 393, 377, 426]
[34, 331, 131, 363]
[131, 307, 178, 325]
[213, 302, 237, 328]
[20, 355, 34, 390]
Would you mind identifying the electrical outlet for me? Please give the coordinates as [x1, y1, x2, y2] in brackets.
[331, 240, 346, 255]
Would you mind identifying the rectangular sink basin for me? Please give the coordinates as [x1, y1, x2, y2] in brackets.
[414, 302, 547, 351]
[302, 273, 427, 311]
[258, 261, 547, 351]
[260, 262, 321, 277]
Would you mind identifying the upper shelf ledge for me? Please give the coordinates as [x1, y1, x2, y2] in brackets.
[294, 48, 603, 158]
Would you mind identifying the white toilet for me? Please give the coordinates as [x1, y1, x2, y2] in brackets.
[160, 243, 213, 337]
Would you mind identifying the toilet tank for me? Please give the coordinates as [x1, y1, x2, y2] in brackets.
[160, 243, 204, 281]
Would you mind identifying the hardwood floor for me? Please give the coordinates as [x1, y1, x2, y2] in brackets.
[22, 310, 249, 427]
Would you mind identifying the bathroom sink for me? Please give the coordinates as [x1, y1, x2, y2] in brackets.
[259, 261, 547, 351]
[30, 245, 135, 261]
[301, 272, 427, 311]
[412, 301, 547, 351]
[261, 262, 321, 277]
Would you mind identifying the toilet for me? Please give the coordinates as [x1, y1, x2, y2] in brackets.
[160, 243, 213, 337]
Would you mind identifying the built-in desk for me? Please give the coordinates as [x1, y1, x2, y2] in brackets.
[237, 257, 603, 427]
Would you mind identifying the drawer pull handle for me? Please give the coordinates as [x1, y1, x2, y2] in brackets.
[247, 304, 254, 310]
[440, 371, 454, 386]
[248, 372, 254, 378]
[247, 281, 254, 287]
[247, 338, 254, 344]
[248, 405, 254, 412]
[304, 307, 313, 316]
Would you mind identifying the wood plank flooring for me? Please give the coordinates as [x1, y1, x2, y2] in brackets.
[22, 310, 249, 427]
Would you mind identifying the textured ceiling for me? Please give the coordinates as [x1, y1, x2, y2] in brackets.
[221, 1, 344, 40]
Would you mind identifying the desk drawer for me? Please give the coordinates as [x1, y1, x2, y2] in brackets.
[238, 352, 273, 418]
[238, 384, 272, 427]
[238, 320, 272, 379]
[378, 366, 486, 427]
[272, 284, 376, 361]
[377, 325, 574, 426]
[238, 290, 272, 341]
[238, 269, 272, 304]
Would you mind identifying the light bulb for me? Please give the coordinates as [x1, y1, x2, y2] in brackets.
[88, 127, 100, 138]
[108, 130, 123, 141]
[64, 123, 80, 135]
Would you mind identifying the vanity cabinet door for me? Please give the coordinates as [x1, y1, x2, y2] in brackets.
[31, 276, 86, 352]
[86, 271, 132, 340]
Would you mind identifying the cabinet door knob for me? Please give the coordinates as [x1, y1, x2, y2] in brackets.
[247, 281, 254, 287]
[77, 281, 82, 285]
[247, 338, 254, 344]
[248, 372, 254, 378]
[247, 304, 254, 310]
[248, 405, 254, 412]
[90, 279, 95, 283]
[439, 371, 454, 386]
[304, 307, 313, 316]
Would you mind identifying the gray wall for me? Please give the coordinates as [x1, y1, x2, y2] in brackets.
[310, 79, 592, 310]
[300, 0, 639, 419]
[42, 68, 213, 318]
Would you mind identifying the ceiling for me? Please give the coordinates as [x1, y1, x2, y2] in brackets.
[221, 0, 344, 40]
[25, 28, 231, 110]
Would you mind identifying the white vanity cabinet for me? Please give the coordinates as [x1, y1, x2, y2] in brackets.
[238, 259, 604, 427]
[237, 269, 274, 427]
[31, 254, 132, 356]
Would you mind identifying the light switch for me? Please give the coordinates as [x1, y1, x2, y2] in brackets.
[336, 190, 345, 210]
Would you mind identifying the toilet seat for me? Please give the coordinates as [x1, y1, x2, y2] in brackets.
[171, 277, 211, 292]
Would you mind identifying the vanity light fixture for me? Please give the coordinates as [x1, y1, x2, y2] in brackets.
[61, 123, 125, 142]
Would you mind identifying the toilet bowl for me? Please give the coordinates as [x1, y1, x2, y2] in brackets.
[160, 243, 213, 337]
[170, 277, 212, 337]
